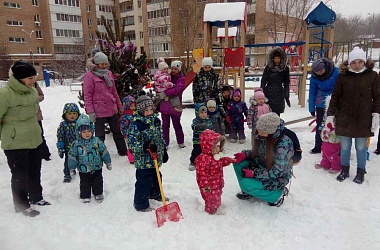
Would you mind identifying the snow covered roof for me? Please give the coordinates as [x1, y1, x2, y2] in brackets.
[217, 27, 238, 38]
[203, 2, 246, 27]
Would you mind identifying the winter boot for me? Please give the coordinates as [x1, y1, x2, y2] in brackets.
[336, 165, 350, 182]
[31, 199, 51, 206]
[268, 187, 289, 207]
[353, 168, 366, 184]
[95, 194, 104, 203]
[22, 208, 40, 217]
[236, 191, 252, 200]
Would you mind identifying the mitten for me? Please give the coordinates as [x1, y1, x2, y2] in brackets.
[106, 163, 112, 170]
[58, 149, 65, 159]
[149, 143, 158, 153]
[310, 111, 315, 117]
[195, 123, 208, 131]
[219, 106, 226, 118]
[88, 113, 96, 123]
[163, 149, 169, 163]
[285, 98, 291, 107]
[371, 113, 379, 133]
[143, 141, 150, 150]
[234, 152, 246, 163]
[226, 116, 231, 123]
[242, 168, 254, 178]
[325, 116, 334, 128]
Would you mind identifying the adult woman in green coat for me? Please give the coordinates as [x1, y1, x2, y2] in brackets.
[0, 61, 50, 217]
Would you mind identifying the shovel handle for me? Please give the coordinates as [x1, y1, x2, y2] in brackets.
[148, 149, 167, 206]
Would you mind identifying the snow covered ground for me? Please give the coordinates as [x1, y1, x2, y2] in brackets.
[1, 81, 380, 250]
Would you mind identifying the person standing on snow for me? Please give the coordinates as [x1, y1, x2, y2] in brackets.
[261, 47, 290, 116]
[327, 47, 380, 184]
[308, 58, 339, 154]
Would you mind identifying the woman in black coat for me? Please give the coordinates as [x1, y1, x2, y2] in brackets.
[260, 47, 290, 116]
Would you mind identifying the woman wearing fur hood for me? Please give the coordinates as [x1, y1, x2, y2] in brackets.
[326, 47, 380, 184]
[260, 47, 290, 116]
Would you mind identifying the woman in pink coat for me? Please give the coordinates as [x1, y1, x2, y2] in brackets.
[195, 129, 235, 214]
[83, 52, 127, 155]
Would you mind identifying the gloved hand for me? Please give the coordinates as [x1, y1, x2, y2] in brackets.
[58, 148, 65, 159]
[234, 152, 246, 163]
[163, 148, 169, 163]
[371, 113, 379, 133]
[195, 123, 208, 131]
[149, 143, 158, 153]
[157, 92, 167, 100]
[88, 113, 96, 123]
[143, 141, 150, 150]
[106, 163, 112, 170]
[285, 98, 291, 107]
[242, 168, 255, 178]
[226, 116, 231, 123]
[310, 111, 315, 117]
[219, 106, 226, 118]
[325, 116, 335, 129]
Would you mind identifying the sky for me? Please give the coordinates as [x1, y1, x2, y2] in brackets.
[327, 0, 380, 17]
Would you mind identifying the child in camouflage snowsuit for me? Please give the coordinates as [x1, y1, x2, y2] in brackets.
[68, 114, 112, 203]
[56, 103, 81, 183]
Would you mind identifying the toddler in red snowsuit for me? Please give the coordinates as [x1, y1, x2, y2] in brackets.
[195, 129, 236, 214]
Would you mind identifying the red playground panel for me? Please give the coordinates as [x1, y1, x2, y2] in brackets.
[185, 70, 196, 89]
[224, 47, 245, 68]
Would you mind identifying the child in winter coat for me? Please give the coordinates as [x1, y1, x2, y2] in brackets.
[207, 99, 225, 135]
[315, 96, 341, 173]
[189, 103, 214, 171]
[57, 103, 81, 183]
[127, 92, 168, 212]
[247, 88, 271, 147]
[220, 85, 233, 136]
[195, 129, 236, 214]
[154, 57, 182, 112]
[68, 114, 112, 203]
[226, 88, 248, 144]
[120, 95, 136, 164]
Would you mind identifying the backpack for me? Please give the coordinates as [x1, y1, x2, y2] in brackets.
[282, 127, 302, 165]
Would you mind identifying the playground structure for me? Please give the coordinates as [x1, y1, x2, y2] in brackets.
[191, 1, 336, 108]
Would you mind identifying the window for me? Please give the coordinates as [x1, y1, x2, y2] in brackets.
[99, 5, 112, 12]
[126, 30, 135, 40]
[4, 2, 21, 8]
[36, 30, 42, 39]
[138, 16, 142, 23]
[37, 47, 45, 54]
[32, 0, 38, 6]
[86, 4, 90, 12]
[9, 37, 25, 43]
[89, 33, 94, 40]
[34, 14, 41, 22]
[125, 16, 134, 25]
[88, 19, 92, 26]
[163, 42, 169, 51]
[54, 0, 79, 7]
[198, 33, 203, 39]
[6, 20, 23, 26]
[120, 1, 132, 12]
[148, 26, 169, 36]
[139, 31, 143, 39]
[147, 8, 169, 19]
[55, 29, 81, 38]
[138, 0, 141, 8]
[56, 13, 82, 22]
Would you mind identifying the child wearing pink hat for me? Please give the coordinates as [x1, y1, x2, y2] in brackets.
[247, 88, 271, 147]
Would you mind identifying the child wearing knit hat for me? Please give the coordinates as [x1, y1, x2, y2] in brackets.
[119, 95, 136, 164]
[154, 57, 182, 112]
[207, 98, 225, 136]
[225, 88, 248, 144]
[247, 88, 271, 147]
[189, 103, 214, 171]
[127, 91, 169, 211]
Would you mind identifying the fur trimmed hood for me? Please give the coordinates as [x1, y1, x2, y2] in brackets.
[267, 47, 287, 71]
[311, 58, 335, 80]
[339, 58, 375, 75]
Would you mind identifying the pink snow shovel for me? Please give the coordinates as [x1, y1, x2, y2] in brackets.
[148, 148, 183, 227]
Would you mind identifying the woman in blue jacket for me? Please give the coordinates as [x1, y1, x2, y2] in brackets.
[308, 58, 339, 154]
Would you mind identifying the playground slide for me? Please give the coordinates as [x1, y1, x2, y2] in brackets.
[185, 70, 196, 89]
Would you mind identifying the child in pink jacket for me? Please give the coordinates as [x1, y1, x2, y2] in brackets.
[195, 129, 236, 214]
[315, 96, 341, 173]
[154, 57, 182, 112]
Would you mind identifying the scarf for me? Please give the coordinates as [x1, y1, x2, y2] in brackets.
[257, 103, 270, 118]
[92, 69, 113, 87]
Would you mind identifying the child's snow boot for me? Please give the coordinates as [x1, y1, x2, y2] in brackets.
[336, 165, 350, 182]
[95, 194, 104, 203]
[353, 168, 366, 184]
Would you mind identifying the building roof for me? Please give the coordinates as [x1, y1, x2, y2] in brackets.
[203, 2, 246, 27]
[305, 1, 336, 25]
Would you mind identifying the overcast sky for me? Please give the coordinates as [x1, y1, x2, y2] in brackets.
[327, 0, 380, 18]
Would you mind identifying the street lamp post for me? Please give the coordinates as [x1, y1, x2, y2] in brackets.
[367, 13, 375, 58]
[21, 29, 34, 65]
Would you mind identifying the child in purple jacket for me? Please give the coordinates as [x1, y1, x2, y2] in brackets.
[226, 88, 248, 144]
